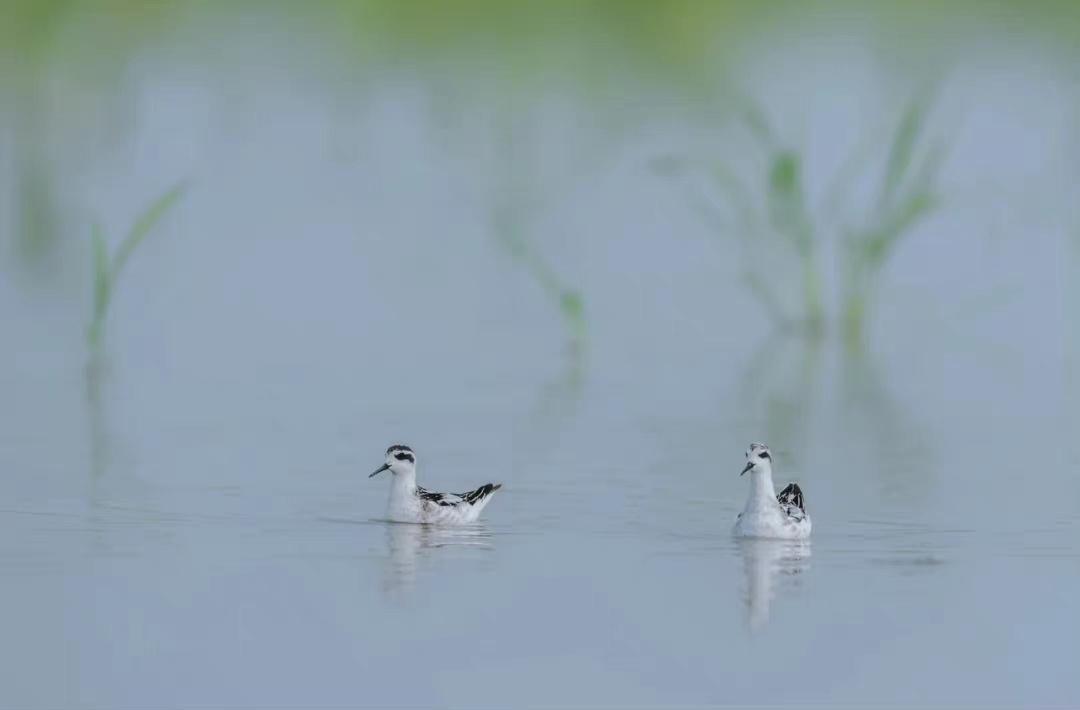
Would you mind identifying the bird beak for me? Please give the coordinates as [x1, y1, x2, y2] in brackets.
[740, 461, 754, 476]
[369, 463, 391, 478]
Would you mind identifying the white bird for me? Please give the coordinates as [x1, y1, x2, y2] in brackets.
[734, 442, 811, 540]
[369, 444, 501, 525]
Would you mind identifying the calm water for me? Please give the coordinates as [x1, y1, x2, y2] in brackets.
[3, 10, 1080, 708]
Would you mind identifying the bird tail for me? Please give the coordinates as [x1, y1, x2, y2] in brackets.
[462, 483, 502, 514]
[777, 482, 804, 512]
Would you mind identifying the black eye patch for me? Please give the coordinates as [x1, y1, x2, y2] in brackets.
[759, 451, 771, 460]
[394, 452, 414, 462]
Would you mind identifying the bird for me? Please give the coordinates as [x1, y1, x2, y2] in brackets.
[369, 444, 502, 524]
[733, 442, 811, 540]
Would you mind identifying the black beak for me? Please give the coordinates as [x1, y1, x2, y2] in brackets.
[369, 463, 390, 478]
[740, 461, 754, 476]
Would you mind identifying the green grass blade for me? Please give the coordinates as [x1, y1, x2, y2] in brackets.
[864, 190, 938, 265]
[742, 270, 790, 327]
[738, 94, 774, 152]
[559, 289, 586, 342]
[912, 135, 946, 194]
[766, 150, 813, 255]
[684, 188, 736, 235]
[111, 182, 186, 279]
[91, 222, 110, 317]
[494, 204, 558, 297]
[88, 222, 111, 347]
[493, 204, 530, 260]
[877, 98, 925, 214]
[492, 197, 586, 344]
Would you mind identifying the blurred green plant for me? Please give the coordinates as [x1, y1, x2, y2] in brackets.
[652, 105, 826, 336]
[764, 149, 826, 335]
[840, 96, 943, 347]
[655, 92, 943, 346]
[492, 202, 587, 350]
[491, 117, 586, 351]
[87, 183, 186, 348]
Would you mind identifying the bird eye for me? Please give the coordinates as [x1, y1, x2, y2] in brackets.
[759, 451, 771, 460]
[394, 452, 413, 462]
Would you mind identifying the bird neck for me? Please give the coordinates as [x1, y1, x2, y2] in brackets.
[390, 469, 417, 494]
[744, 468, 777, 512]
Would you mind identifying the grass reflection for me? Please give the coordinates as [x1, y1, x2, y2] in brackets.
[737, 331, 935, 508]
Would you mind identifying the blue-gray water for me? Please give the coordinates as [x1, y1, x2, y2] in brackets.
[3, 8, 1080, 708]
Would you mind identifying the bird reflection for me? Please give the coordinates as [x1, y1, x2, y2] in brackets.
[737, 538, 811, 630]
[382, 522, 493, 599]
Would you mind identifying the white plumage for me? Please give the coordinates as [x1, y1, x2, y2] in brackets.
[369, 444, 501, 525]
[734, 442, 812, 540]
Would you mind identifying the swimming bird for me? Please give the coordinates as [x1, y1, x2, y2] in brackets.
[369, 444, 501, 525]
[733, 442, 811, 540]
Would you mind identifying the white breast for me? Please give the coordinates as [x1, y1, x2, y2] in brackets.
[734, 508, 812, 540]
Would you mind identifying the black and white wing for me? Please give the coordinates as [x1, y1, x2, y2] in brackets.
[417, 483, 501, 509]
[416, 486, 464, 508]
[777, 482, 806, 521]
[459, 482, 501, 505]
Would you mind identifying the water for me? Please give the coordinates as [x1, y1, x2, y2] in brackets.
[2, 321, 1078, 706]
[3, 7, 1080, 708]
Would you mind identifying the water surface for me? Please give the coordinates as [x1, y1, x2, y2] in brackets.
[2, 7, 1079, 708]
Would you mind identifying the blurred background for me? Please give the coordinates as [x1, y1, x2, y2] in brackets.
[2, 1, 1079, 707]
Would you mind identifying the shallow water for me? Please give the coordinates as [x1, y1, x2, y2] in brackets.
[3, 7, 1080, 708]
[2, 335, 1078, 707]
